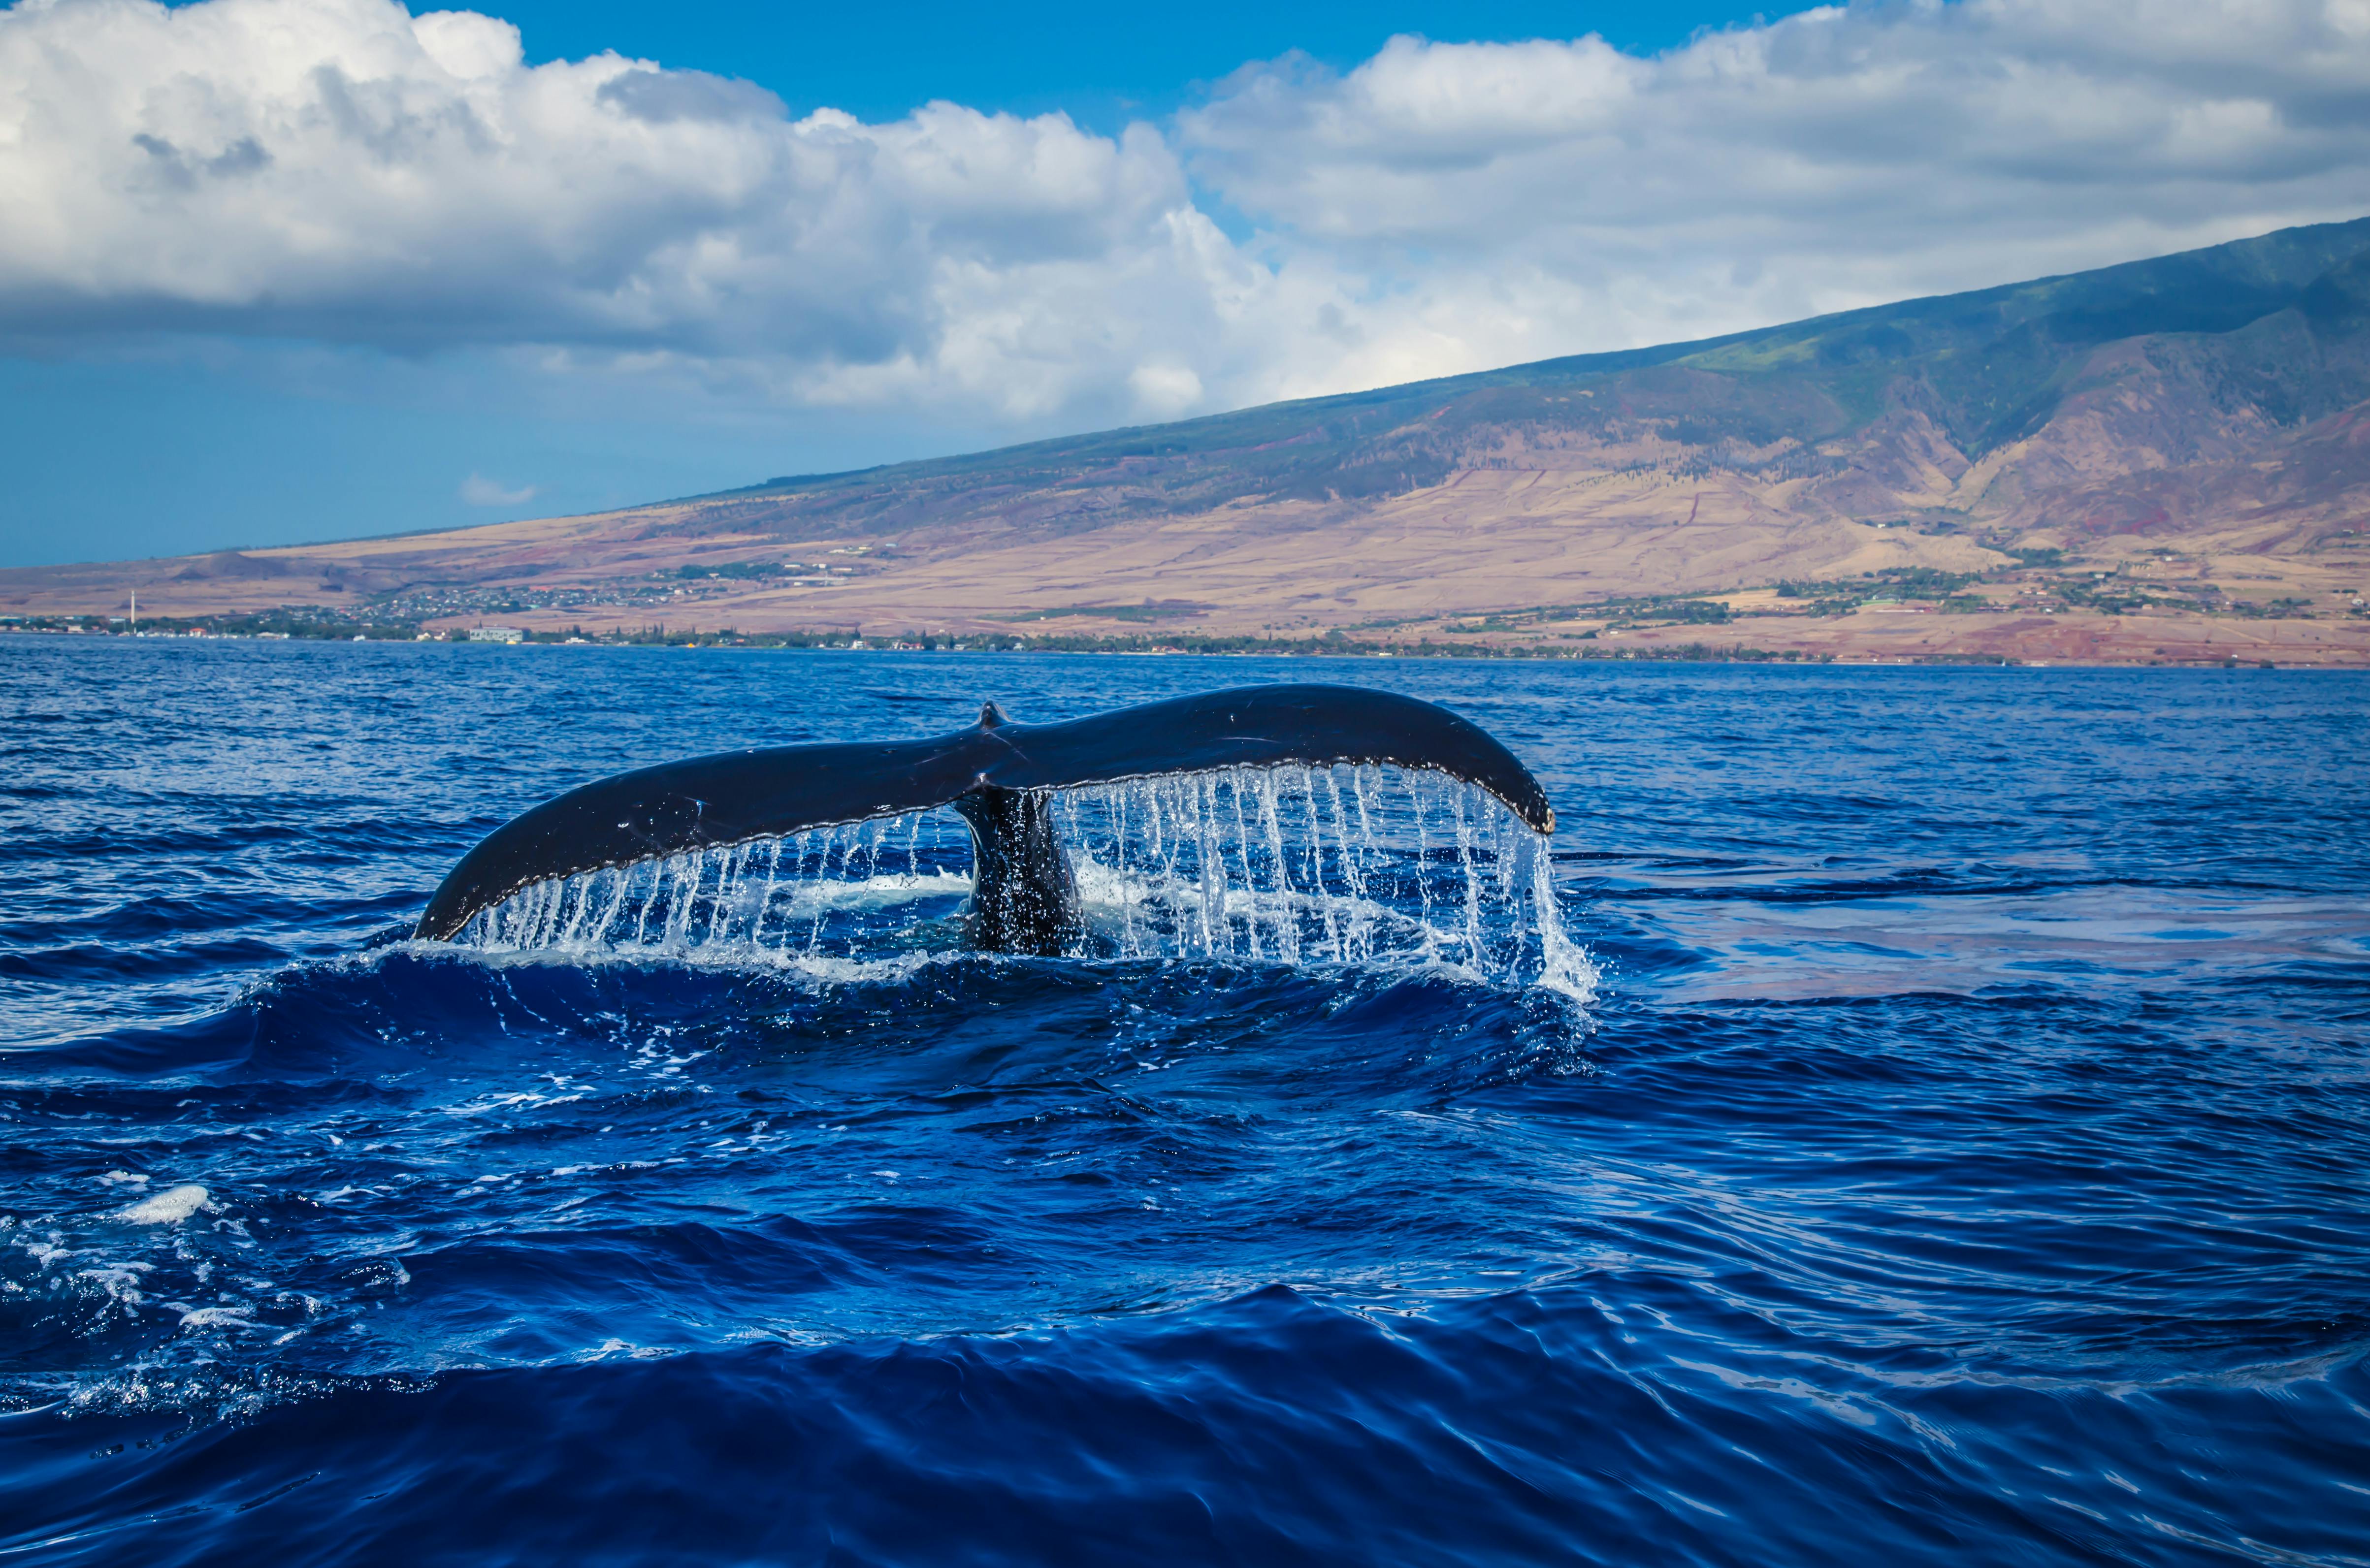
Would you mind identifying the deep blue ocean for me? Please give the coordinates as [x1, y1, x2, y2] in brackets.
[2, 637, 2366, 1566]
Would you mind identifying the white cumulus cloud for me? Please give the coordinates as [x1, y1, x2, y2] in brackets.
[0, 0, 2368, 437]
[0, 0, 1255, 423]
[459, 472, 535, 505]
[1179, 0, 2370, 383]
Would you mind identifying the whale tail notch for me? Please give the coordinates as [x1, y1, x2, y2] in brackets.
[414, 682, 1554, 953]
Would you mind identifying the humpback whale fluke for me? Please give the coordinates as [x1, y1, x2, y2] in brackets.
[415, 683, 1553, 954]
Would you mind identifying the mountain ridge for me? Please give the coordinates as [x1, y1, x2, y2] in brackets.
[7, 217, 2370, 666]
[663, 214, 2370, 522]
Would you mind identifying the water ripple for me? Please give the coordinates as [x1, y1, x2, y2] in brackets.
[1, 640, 2364, 1565]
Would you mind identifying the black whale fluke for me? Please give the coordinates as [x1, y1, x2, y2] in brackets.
[414, 683, 1554, 954]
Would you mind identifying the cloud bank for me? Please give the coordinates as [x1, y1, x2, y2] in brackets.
[4, 0, 2369, 433]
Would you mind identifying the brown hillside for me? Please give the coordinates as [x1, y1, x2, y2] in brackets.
[8, 220, 2370, 665]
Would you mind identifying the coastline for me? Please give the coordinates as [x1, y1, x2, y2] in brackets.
[5, 619, 2360, 668]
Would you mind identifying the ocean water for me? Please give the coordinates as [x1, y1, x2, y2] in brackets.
[1, 638, 2366, 1566]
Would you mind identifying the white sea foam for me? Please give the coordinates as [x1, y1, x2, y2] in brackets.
[73, 1262, 153, 1309]
[177, 1306, 264, 1331]
[116, 1184, 210, 1225]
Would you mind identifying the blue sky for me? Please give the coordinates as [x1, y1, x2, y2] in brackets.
[0, 1, 1801, 566]
[2, 0, 2367, 567]
[482, 1, 1806, 127]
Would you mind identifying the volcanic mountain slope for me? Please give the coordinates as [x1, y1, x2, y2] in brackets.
[9, 216, 2370, 647]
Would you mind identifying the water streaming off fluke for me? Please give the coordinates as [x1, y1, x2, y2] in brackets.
[453, 764, 1594, 998]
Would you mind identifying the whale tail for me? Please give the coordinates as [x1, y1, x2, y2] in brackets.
[414, 683, 1553, 954]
